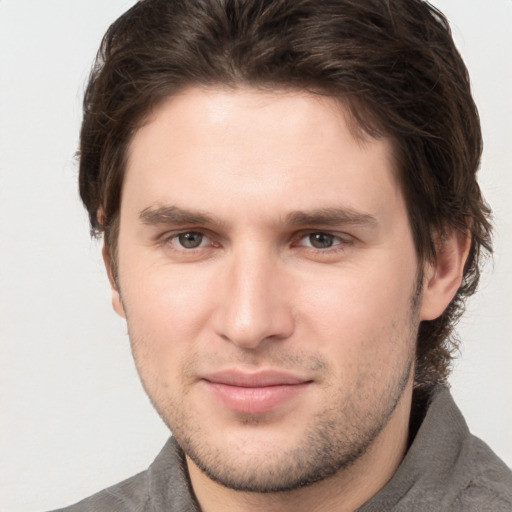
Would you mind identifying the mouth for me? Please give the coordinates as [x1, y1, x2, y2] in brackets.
[201, 369, 313, 415]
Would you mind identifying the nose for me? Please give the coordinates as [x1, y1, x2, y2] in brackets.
[212, 248, 295, 350]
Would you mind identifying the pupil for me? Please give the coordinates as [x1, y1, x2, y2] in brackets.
[310, 233, 333, 249]
[179, 232, 203, 248]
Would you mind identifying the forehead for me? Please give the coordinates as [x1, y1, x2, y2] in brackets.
[133, 86, 385, 159]
[123, 86, 403, 226]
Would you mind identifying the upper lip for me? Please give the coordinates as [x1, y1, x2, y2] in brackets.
[202, 369, 311, 387]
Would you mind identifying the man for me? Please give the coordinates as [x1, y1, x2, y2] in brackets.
[51, 0, 511, 510]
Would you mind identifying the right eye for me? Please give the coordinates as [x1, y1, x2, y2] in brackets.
[174, 231, 206, 249]
[303, 232, 340, 249]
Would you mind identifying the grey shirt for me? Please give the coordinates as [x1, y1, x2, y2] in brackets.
[51, 386, 512, 511]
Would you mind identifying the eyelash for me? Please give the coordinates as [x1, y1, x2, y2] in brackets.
[160, 231, 216, 250]
[295, 232, 348, 250]
[159, 230, 353, 254]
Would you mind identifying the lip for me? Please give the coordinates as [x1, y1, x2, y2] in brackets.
[201, 369, 312, 414]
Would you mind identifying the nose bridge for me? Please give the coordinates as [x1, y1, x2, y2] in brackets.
[214, 241, 293, 348]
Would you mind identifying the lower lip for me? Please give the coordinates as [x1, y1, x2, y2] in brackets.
[204, 381, 310, 414]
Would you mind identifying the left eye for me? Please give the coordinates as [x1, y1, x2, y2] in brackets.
[302, 232, 342, 249]
[175, 232, 206, 249]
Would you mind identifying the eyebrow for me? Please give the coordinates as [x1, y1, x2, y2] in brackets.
[140, 205, 378, 230]
[284, 208, 378, 228]
[139, 205, 225, 227]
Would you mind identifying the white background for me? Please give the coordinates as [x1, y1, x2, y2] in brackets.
[0, 1, 510, 510]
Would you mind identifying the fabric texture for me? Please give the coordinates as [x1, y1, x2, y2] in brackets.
[50, 386, 512, 512]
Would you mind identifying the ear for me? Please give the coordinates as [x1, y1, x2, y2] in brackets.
[102, 242, 126, 318]
[420, 229, 471, 321]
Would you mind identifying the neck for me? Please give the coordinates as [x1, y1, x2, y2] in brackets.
[188, 385, 413, 512]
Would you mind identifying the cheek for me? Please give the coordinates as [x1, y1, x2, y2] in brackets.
[120, 265, 217, 368]
[298, 259, 417, 352]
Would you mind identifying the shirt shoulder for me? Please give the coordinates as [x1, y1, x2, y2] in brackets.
[451, 435, 512, 512]
[48, 471, 150, 512]
[358, 386, 512, 512]
[46, 437, 200, 512]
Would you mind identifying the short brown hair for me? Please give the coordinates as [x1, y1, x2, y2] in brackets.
[79, 0, 492, 388]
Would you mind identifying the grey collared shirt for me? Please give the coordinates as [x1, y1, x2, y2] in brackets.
[49, 386, 512, 512]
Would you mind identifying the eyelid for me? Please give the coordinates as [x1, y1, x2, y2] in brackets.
[294, 230, 353, 247]
[159, 229, 217, 249]
[155, 228, 354, 252]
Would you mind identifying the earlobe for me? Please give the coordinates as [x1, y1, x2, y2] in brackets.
[102, 243, 126, 319]
[419, 229, 471, 321]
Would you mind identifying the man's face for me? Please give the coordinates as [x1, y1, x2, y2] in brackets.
[111, 87, 424, 492]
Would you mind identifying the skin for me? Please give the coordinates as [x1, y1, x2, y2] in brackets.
[105, 87, 469, 512]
